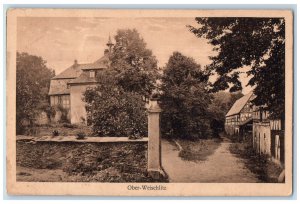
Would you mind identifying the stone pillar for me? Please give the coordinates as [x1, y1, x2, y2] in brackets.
[147, 100, 166, 179]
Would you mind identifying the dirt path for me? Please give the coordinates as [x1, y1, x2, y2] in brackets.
[161, 138, 260, 183]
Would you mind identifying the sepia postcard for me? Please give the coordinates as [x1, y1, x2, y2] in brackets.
[6, 8, 293, 196]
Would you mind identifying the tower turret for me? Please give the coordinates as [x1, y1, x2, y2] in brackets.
[106, 35, 114, 52]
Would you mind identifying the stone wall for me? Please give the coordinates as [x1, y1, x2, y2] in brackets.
[16, 140, 160, 182]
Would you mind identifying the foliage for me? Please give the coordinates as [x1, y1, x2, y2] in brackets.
[82, 30, 157, 137]
[128, 134, 143, 140]
[84, 70, 147, 137]
[76, 132, 86, 140]
[17, 141, 166, 182]
[40, 103, 56, 119]
[16, 52, 55, 134]
[110, 29, 159, 97]
[189, 18, 285, 118]
[229, 139, 283, 182]
[56, 105, 70, 123]
[208, 91, 244, 135]
[52, 130, 59, 136]
[63, 123, 78, 129]
[160, 52, 212, 139]
[26, 123, 93, 136]
[25, 126, 40, 136]
[177, 138, 222, 161]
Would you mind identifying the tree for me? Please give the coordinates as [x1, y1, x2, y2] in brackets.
[209, 91, 244, 121]
[16, 52, 55, 134]
[208, 91, 244, 136]
[160, 52, 212, 139]
[189, 18, 285, 118]
[110, 29, 159, 97]
[84, 70, 147, 137]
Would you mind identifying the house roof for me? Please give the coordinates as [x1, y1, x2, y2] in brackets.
[49, 50, 111, 94]
[52, 54, 110, 79]
[68, 71, 98, 85]
[48, 78, 72, 95]
[52, 64, 83, 79]
[81, 55, 110, 70]
[226, 92, 253, 117]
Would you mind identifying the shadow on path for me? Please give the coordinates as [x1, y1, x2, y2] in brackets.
[161, 137, 261, 183]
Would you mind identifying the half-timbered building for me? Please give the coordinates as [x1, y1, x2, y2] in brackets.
[225, 92, 254, 140]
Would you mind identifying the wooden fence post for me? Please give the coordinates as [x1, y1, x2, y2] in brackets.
[147, 100, 166, 179]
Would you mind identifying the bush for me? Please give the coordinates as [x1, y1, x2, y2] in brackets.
[56, 105, 69, 123]
[84, 70, 147, 137]
[128, 134, 143, 140]
[40, 103, 56, 119]
[52, 130, 59, 136]
[25, 126, 40, 136]
[76, 132, 86, 140]
[63, 123, 78, 129]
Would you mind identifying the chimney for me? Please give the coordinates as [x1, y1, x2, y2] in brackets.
[104, 49, 109, 56]
[106, 35, 114, 52]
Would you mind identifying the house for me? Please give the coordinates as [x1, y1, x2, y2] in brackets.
[252, 106, 284, 165]
[48, 37, 113, 124]
[225, 91, 285, 165]
[225, 92, 254, 140]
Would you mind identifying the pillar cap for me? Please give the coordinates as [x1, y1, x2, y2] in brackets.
[148, 100, 162, 113]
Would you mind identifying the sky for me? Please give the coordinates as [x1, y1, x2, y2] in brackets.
[17, 17, 252, 94]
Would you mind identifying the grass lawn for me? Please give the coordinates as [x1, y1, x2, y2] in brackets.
[175, 138, 223, 162]
[16, 140, 167, 182]
[229, 141, 283, 183]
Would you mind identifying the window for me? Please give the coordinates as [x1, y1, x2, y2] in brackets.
[54, 96, 59, 105]
[62, 95, 70, 109]
[50, 96, 54, 106]
[58, 96, 62, 105]
[90, 71, 95, 78]
[51, 95, 70, 109]
[259, 111, 262, 121]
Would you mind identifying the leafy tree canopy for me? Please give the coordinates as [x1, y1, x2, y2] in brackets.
[84, 70, 147, 137]
[16, 52, 55, 133]
[110, 29, 159, 97]
[189, 18, 285, 118]
[160, 52, 212, 139]
[208, 91, 244, 123]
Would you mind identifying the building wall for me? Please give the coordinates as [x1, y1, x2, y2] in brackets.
[69, 84, 96, 124]
[240, 101, 253, 122]
[253, 122, 271, 155]
[270, 119, 284, 165]
[253, 121, 284, 165]
[225, 114, 239, 136]
[225, 124, 239, 136]
[50, 95, 71, 122]
[50, 95, 70, 109]
[52, 110, 62, 122]
[270, 130, 285, 164]
[225, 99, 253, 137]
